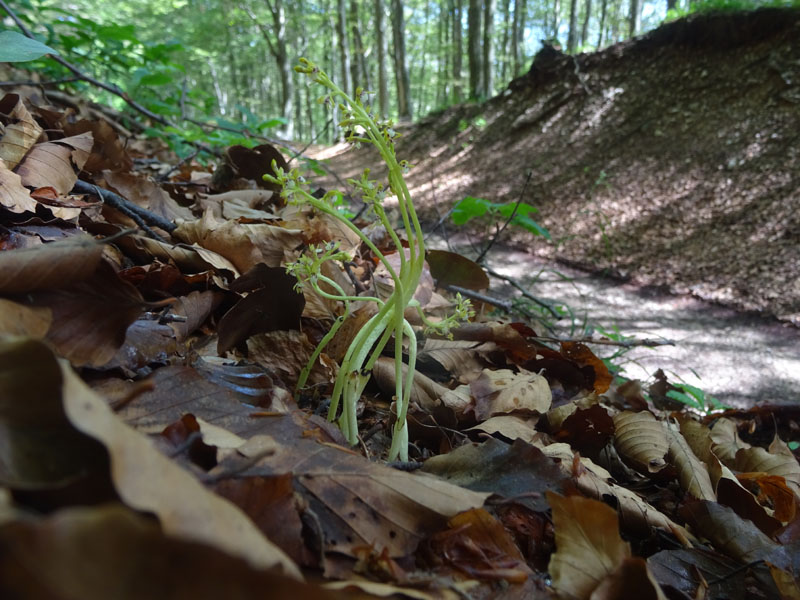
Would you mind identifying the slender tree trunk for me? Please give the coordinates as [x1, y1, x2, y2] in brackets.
[336, 0, 352, 96]
[567, 0, 578, 52]
[511, 0, 524, 75]
[596, 0, 607, 48]
[417, 0, 432, 115]
[666, 0, 676, 10]
[274, 0, 293, 138]
[374, 0, 389, 116]
[390, 0, 412, 119]
[451, 0, 463, 101]
[552, 0, 561, 38]
[437, 5, 448, 104]
[467, 0, 482, 99]
[349, 0, 371, 91]
[628, 0, 640, 37]
[500, 0, 511, 82]
[482, 0, 494, 97]
[580, 0, 592, 46]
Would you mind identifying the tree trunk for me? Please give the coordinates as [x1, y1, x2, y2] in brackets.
[417, 0, 432, 115]
[511, 0, 524, 75]
[500, 0, 511, 82]
[567, 0, 578, 52]
[552, 0, 561, 39]
[628, 0, 640, 37]
[350, 0, 370, 91]
[390, 0, 412, 119]
[451, 0, 463, 101]
[374, 0, 389, 116]
[438, 5, 449, 104]
[467, 0, 482, 99]
[581, 0, 592, 46]
[336, 0, 352, 96]
[274, 0, 292, 138]
[666, 0, 676, 11]
[596, 0, 607, 48]
[482, 0, 494, 97]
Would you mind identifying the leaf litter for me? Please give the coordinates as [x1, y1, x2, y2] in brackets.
[0, 86, 799, 600]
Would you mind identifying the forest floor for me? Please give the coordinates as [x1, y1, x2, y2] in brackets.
[306, 7, 800, 407]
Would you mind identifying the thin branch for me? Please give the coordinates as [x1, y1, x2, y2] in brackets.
[72, 180, 176, 237]
[531, 335, 675, 348]
[484, 266, 562, 319]
[444, 284, 512, 312]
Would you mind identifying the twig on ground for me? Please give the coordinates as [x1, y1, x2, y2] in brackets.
[484, 266, 562, 319]
[444, 284, 512, 312]
[73, 180, 176, 238]
[531, 335, 675, 348]
[475, 170, 533, 264]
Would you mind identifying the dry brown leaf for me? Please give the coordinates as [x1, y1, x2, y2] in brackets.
[16, 132, 93, 195]
[56, 345, 301, 577]
[22, 261, 144, 367]
[664, 420, 716, 501]
[0, 93, 42, 168]
[372, 355, 450, 414]
[768, 563, 800, 600]
[675, 414, 714, 466]
[0, 504, 344, 600]
[63, 119, 133, 174]
[418, 338, 484, 383]
[120, 234, 240, 279]
[709, 418, 750, 465]
[102, 171, 193, 222]
[547, 491, 631, 600]
[467, 415, 539, 443]
[735, 440, 800, 499]
[470, 368, 551, 421]
[0, 299, 51, 337]
[612, 411, 668, 473]
[588, 557, 668, 600]
[0, 234, 105, 294]
[173, 211, 303, 273]
[196, 189, 276, 219]
[0, 159, 36, 213]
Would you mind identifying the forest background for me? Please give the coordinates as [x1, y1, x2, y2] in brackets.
[6, 0, 778, 155]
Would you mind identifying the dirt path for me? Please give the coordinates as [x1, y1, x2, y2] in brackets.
[435, 234, 800, 409]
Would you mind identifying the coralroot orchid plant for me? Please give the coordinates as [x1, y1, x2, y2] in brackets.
[264, 58, 473, 461]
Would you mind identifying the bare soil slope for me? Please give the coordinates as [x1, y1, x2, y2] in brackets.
[312, 8, 800, 324]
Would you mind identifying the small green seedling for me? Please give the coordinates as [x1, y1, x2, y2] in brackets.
[265, 58, 472, 460]
[666, 382, 729, 414]
[451, 195, 551, 239]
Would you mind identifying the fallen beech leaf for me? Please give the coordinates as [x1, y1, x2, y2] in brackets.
[663, 420, 715, 501]
[560, 342, 612, 394]
[196, 189, 276, 219]
[0, 337, 106, 489]
[0, 160, 36, 213]
[0, 94, 42, 168]
[0, 299, 51, 337]
[737, 472, 797, 524]
[102, 171, 193, 222]
[0, 234, 105, 294]
[425, 249, 489, 291]
[768, 563, 800, 600]
[21, 261, 144, 367]
[424, 508, 531, 583]
[217, 265, 305, 354]
[709, 418, 750, 465]
[417, 338, 484, 384]
[547, 491, 630, 600]
[467, 415, 539, 443]
[372, 355, 450, 414]
[167, 290, 221, 341]
[120, 234, 240, 279]
[0, 504, 344, 599]
[56, 344, 301, 576]
[612, 411, 668, 473]
[470, 368, 551, 420]
[16, 131, 93, 195]
[422, 438, 569, 512]
[173, 211, 303, 273]
[735, 442, 800, 499]
[63, 119, 133, 173]
[675, 414, 714, 465]
[588, 556, 667, 600]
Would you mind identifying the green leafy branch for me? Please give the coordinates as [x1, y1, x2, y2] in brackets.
[266, 58, 472, 460]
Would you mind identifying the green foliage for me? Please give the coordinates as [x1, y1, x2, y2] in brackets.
[451, 196, 551, 239]
[666, 382, 729, 414]
[0, 30, 57, 62]
[666, 0, 800, 19]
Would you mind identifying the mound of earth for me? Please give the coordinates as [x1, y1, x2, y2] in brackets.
[310, 7, 800, 325]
